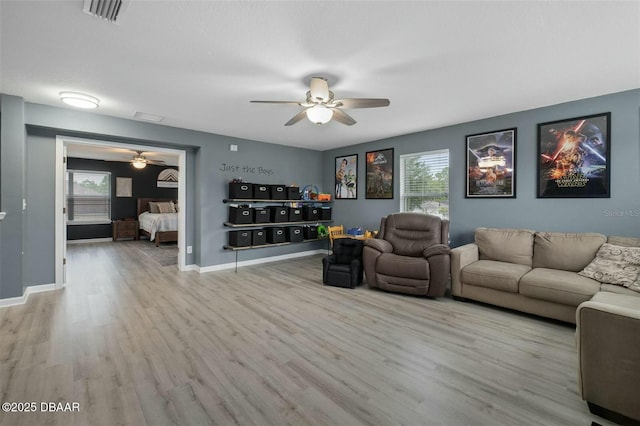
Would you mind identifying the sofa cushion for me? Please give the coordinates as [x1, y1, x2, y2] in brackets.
[475, 228, 535, 266]
[460, 260, 531, 293]
[532, 232, 606, 272]
[376, 253, 429, 280]
[578, 243, 640, 290]
[520, 268, 600, 306]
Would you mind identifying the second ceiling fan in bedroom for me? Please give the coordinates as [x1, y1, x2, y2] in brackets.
[250, 77, 390, 126]
[130, 150, 165, 169]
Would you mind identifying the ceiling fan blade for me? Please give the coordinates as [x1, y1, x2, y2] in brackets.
[250, 100, 301, 105]
[309, 77, 330, 102]
[284, 110, 308, 126]
[333, 98, 390, 109]
[331, 109, 357, 126]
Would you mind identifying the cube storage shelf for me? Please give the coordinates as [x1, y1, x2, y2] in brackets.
[223, 196, 332, 252]
[223, 238, 327, 251]
[224, 220, 332, 228]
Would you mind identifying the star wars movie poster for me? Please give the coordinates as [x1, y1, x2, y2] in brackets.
[466, 128, 516, 198]
[537, 113, 610, 198]
[366, 148, 394, 199]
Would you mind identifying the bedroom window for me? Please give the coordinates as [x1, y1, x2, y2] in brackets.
[66, 170, 111, 223]
[399, 149, 449, 219]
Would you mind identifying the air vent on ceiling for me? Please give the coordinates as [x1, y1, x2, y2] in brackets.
[83, 0, 129, 24]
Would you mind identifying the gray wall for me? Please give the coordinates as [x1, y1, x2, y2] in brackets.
[2, 89, 638, 300]
[324, 89, 640, 247]
[0, 95, 324, 299]
[0, 95, 26, 298]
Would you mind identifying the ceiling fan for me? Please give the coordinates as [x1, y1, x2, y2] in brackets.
[250, 77, 390, 126]
[130, 150, 165, 169]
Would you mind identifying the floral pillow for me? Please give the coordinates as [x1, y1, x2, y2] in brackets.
[578, 243, 640, 292]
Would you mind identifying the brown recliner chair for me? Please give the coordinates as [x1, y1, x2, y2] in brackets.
[363, 213, 451, 297]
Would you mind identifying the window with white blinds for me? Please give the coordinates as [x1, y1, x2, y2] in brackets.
[399, 149, 449, 219]
[66, 170, 111, 223]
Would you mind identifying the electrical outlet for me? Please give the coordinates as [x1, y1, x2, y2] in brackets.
[187, 246, 192, 254]
[230, 144, 238, 152]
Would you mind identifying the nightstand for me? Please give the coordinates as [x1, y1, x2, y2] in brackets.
[112, 220, 139, 241]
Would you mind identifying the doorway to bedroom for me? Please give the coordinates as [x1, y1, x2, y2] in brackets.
[54, 136, 187, 288]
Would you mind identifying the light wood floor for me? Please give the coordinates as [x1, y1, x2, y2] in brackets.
[0, 241, 614, 426]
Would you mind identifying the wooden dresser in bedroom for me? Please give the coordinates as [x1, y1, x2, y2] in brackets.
[112, 220, 139, 241]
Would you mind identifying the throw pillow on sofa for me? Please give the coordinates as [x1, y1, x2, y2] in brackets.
[579, 243, 640, 292]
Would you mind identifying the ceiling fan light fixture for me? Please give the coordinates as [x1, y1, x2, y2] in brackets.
[132, 152, 147, 169]
[132, 159, 147, 169]
[59, 91, 100, 109]
[306, 105, 333, 125]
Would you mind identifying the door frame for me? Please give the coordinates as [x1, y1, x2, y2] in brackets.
[55, 136, 187, 288]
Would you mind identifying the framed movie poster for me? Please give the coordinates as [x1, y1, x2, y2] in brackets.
[466, 128, 517, 198]
[366, 148, 394, 199]
[537, 112, 610, 198]
[335, 154, 358, 199]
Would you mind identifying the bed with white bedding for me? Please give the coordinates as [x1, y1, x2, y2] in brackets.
[137, 198, 178, 246]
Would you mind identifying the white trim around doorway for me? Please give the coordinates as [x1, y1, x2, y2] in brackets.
[55, 136, 188, 289]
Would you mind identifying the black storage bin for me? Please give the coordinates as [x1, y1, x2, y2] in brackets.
[286, 226, 303, 243]
[252, 229, 266, 246]
[288, 207, 302, 222]
[286, 186, 300, 200]
[319, 207, 332, 220]
[270, 185, 286, 200]
[303, 225, 318, 240]
[253, 207, 270, 223]
[266, 227, 286, 244]
[228, 230, 251, 247]
[253, 184, 270, 199]
[270, 206, 289, 223]
[228, 182, 253, 199]
[228, 206, 252, 224]
[302, 206, 319, 221]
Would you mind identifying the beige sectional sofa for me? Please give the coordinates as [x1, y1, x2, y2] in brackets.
[451, 228, 640, 324]
[451, 228, 640, 422]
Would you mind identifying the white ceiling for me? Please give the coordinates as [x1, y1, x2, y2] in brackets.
[1, 1, 639, 152]
[65, 142, 179, 166]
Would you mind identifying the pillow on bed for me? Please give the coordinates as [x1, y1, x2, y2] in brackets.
[157, 202, 176, 213]
[148, 202, 160, 213]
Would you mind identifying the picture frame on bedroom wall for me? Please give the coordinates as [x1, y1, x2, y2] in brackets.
[116, 177, 132, 197]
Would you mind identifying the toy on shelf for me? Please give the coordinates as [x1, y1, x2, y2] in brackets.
[301, 185, 319, 201]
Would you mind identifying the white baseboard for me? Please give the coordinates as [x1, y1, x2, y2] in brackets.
[0, 283, 58, 308]
[182, 264, 199, 272]
[66, 238, 112, 244]
[197, 249, 326, 273]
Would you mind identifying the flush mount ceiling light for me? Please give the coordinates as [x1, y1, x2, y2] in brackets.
[59, 91, 100, 109]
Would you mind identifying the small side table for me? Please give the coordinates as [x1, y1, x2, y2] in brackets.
[112, 220, 139, 241]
